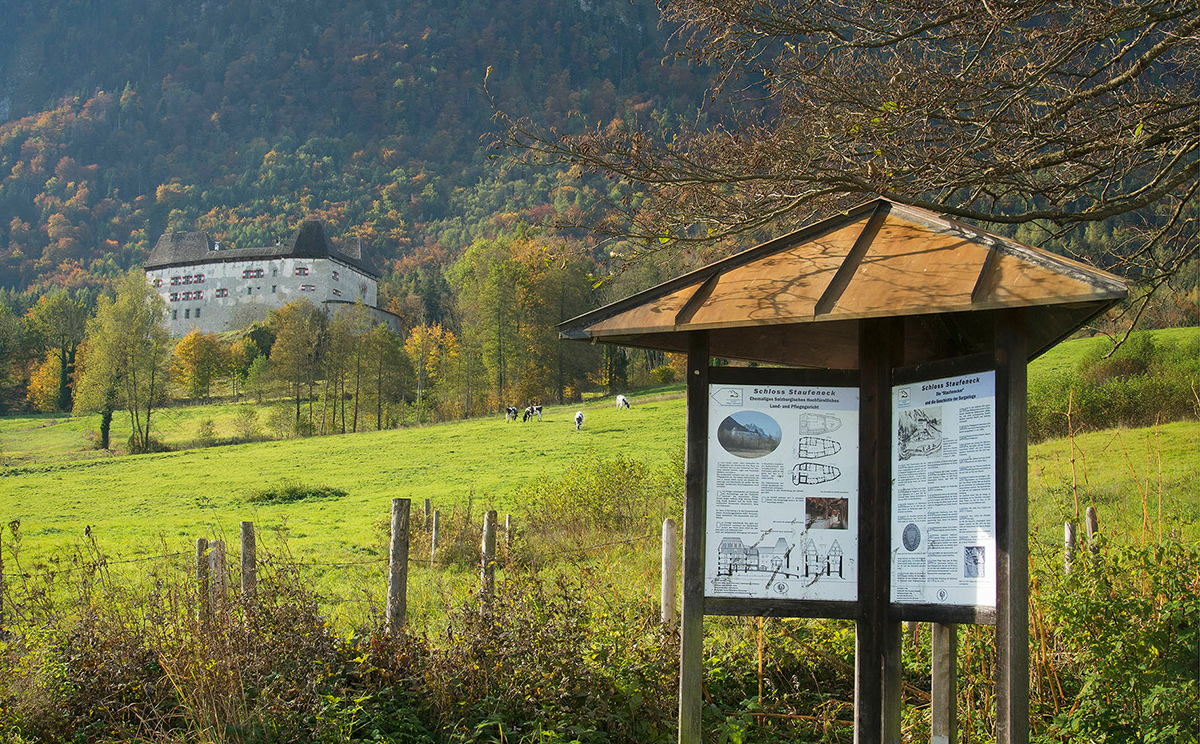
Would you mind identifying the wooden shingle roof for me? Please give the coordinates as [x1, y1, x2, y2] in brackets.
[560, 200, 1127, 367]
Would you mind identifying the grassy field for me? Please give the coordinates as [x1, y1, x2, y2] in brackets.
[0, 389, 687, 566]
[1, 329, 1196, 571]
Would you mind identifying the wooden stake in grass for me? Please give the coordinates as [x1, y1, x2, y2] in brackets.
[661, 517, 677, 629]
[210, 539, 228, 618]
[0, 530, 5, 635]
[240, 521, 256, 599]
[387, 498, 410, 634]
[481, 509, 497, 600]
[1064, 521, 1076, 574]
[195, 537, 210, 626]
[430, 509, 440, 565]
[1085, 505, 1100, 555]
[423, 498, 432, 530]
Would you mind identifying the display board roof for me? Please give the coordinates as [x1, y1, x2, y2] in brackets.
[559, 199, 1127, 367]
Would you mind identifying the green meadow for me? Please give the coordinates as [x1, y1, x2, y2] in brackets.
[1, 328, 1196, 570]
[0, 390, 687, 565]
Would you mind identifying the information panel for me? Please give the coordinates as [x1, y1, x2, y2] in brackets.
[890, 370, 997, 607]
[705, 382, 859, 602]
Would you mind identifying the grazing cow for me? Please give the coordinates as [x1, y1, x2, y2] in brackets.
[522, 406, 533, 422]
[616, 394, 630, 409]
[532, 404, 543, 421]
[505, 406, 518, 422]
[574, 411, 584, 430]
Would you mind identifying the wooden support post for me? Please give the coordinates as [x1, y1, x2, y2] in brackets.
[661, 517, 678, 629]
[1064, 521, 1076, 575]
[209, 539, 228, 618]
[240, 521, 256, 598]
[1085, 506, 1099, 554]
[883, 621, 903, 744]
[995, 309, 1030, 744]
[195, 537, 210, 626]
[387, 498, 410, 633]
[430, 509, 440, 564]
[481, 509, 497, 599]
[857, 316, 902, 744]
[423, 498, 432, 530]
[679, 331, 709, 744]
[931, 623, 958, 744]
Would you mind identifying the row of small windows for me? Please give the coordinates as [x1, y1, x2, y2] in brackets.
[157, 267, 343, 285]
[169, 291, 204, 302]
[171, 308, 201, 320]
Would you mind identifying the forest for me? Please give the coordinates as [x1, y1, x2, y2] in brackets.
[0, 0, 1196, 418]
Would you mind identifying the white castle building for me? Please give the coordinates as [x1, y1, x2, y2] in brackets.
[145, 219, 398, 337]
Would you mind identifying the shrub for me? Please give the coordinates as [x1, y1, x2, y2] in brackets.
[246, 480, 347, 504]
[1028, 329, 1199, 441]
[196, 418, 217, 447]
[1038, 537, 1199, 742]
[233, 406, 259, 441]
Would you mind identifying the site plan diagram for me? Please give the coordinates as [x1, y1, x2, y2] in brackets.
[706, 382, 859, 602]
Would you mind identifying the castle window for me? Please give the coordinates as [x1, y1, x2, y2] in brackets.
[169, 292, 179, 302]
[170, 276, 181, 286]
[184, 309, 190, 319]
[195, 273, 205, 283]
[215, 288, 229, 298]
[300, 284, 316, 292]
[243, 268, 264, 279]
[172, 310, 178, 320]
[153, 278, 162, 288]
[272, 285, 277, 293]
[332, 270, 339, 281]
[332, 288, 341, 297]
[195, 307, 201, 318]
[295, 267, 310, 276]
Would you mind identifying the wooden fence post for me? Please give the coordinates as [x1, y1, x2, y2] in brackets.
[387, 498, 411, 633]
[1064, 521, 1076, 574]
[430, 509, 440, 565]
[0, 530, 5, 635]
[423, 498, 432, 530]
[195, 537, 210, 626]
[210, 539, 228, 618]
[661, 517, 678, 629]
[931, 623, 958, 744]
[241, 521, 256, 598]
[1085, 506, 1100, 554]
[481, 509, 497, 599]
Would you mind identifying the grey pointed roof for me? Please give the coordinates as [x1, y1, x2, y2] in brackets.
[145, 219, 378, 278]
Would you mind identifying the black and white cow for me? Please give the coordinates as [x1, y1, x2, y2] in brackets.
[616, 394, 630, 409]
[574, 410, 584, 430]
[505, 406, 519, 421]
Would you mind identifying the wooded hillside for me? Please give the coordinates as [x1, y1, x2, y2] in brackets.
[0, 0, 711, 292]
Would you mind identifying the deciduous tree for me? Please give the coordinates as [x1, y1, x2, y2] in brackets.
[73, 271, 172, 453]
[500, 0, 1199, 319]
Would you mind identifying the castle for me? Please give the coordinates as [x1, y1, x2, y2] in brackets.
[144, 219, 398, 337]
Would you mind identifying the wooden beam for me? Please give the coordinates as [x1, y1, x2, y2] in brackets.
[815, 201, 891, 316]
[679, 331, 709, 744]
[856, 316, 903, 744]
[995, 309, 1030, 744]
[932, 623, 959, 744]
